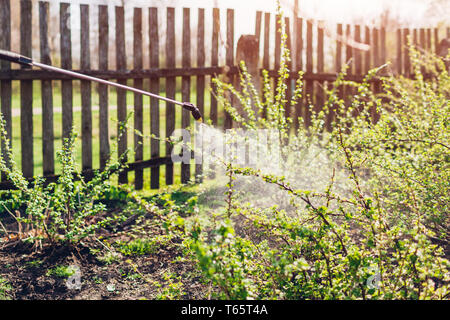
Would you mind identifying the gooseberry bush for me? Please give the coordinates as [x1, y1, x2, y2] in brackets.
[176, 9, 449, 299]
[0, 121, 129, 247]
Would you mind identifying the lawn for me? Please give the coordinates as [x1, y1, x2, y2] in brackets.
[6, 77, 224, 188]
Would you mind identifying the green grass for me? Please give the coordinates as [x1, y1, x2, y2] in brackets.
[6, 77, 227, 189]
[45, 265, 77, 278]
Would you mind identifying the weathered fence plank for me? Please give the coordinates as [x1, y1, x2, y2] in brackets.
[81, 4, 92, 176]
[305, 19, 313, 127]
[285, 17, 292, 122]
[60, 2, 73, 142]
[294, 17, 303, 131]
[262, 12, 270, 119]
[210, 8, 219, 126]
[315, 21, 324, 115]
[195, 8, 205, 183]
[434, 28, 439, 54]
[224, 8, 234, 130]
[255, 11, 262, 42]
[354, 25, 362, 75]
[403, 28, 410, 77]
[397, 29, 402, 74]
[116, 6, 128, 184]
[149, 7, 160, 189]
[181, 7, 191, 184]
[98, 5, 109, 171]
[380, 27, 387, 73]
[263, 12, 270, 72]
[166, 7, 176, 185]
[364, 26, 371, 74]
[133, 7, 143, 189]
[21, 0, 33, 178]
[39, 1, 54, 176]
[426, 28, 432, 51]
[345, 24, 353, 74]
[0, 0, 12, 181]
[420, 28, 426, 49]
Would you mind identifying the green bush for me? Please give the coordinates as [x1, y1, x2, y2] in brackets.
[180, 4, 449, 300]
[0, 119, 128, 246]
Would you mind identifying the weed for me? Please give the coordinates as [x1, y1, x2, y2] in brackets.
[46, 265, 77, 279]
[0, 276, 12, 300]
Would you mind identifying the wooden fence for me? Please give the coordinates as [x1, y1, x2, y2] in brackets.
[0, 0, 448, 190]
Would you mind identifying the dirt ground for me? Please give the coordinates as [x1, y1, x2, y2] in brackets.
[0, 237, 208, 300]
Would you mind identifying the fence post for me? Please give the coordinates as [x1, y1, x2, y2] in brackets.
[195, 8, 205, 183]
[60, 2, 72, 142]
[81, 4, 92, 179]
[40, 1, 54, 177]
[21, 0, 33, 178]
[98, 5, 109, 171]
[0, 0, 12, 181]
[133, 7, 143, 189]
[235, 34, 260, 119]
[224, 9, 234, 130]
[181, 7, 191, 184]
[115, 6, 127, 184]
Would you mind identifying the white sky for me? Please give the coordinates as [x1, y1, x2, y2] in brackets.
[55, 0, 446, 28]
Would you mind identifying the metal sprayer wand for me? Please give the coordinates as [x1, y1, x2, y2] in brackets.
[0, 49, 202, 121]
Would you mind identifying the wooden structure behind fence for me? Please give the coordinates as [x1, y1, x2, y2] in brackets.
[0, 0, 448, 190]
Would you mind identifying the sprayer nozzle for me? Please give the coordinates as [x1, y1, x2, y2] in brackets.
[182, 102, 202, 121]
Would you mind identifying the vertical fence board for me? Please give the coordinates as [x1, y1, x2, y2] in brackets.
[354, 25, 362, 75]
[373, 28, 380, 67]
[149, 7, 160, 189]
[263, 12, 270, 71]
[403, 28, 410, 77]
[372, 27, 380, 121]
[255, 11, 262, 41]
[364, 26, 371, 74]
[397, 28, 403, 74]
[426, 28, 432, 51]
[336, 24, 342, 73]
[181, 8, 191, 183]
[335, 23, 343, 122]
[305, 19, 313, 127]
[434, 28, 439, 54]
[98, 5, 109, 171]
[285, 17, 292, 121]
[20, 0, 33, 178]
[0, 0, 11, 181]
[166, 7, 176, 185]
[274, 14, 281, 71]
[315, 21, 324, 114]
[380, 27, 386, 72]
[133, 7, 143, 189]
[295, 17, 303, 71]
[413, 29, 418, 47]
[420, 28, 426, 50]
[60, 2, 72, 142]
[294, 17, 303, 131]
[344, 24, 353, 108]
[195, 8, 205, 183]
[345, 24, 353, 74]
[116, 6, 127, 184]
[40, 1, 54, 176]
[80, 4, 92, 176]
[210, 8, 219, 125]
[224, 9, 234, 130]
[262, 12, 270, 119]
